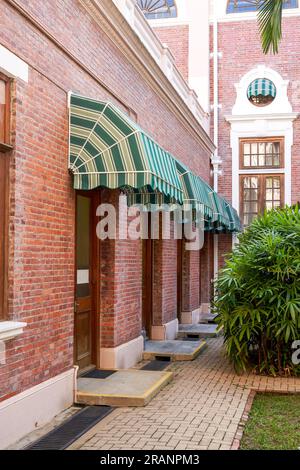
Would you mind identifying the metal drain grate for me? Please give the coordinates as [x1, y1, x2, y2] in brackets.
[26, 406, 112, 450]
[142, 359, 170, 371]
[81, 369, 116, 379]
[181, 337, 200, 341]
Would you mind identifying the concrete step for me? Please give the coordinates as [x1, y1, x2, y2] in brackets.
[76, 369, 173, 407]
[178, 323, 222, 339]
[199, 313, 218, 324]
[143, 339, 207, 362]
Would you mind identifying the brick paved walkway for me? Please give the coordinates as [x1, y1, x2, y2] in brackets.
[70, 338, 300, 451]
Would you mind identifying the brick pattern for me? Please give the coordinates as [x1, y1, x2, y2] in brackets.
[153, 25, 189, 81]
[182, 247, 200, 312]
[217, 233, 233, 270]
[200, 232, 214, 303]
[152, 227, 178, 326]
[70, 337, 300, 451]
[210, 17, 300, 208]
[99, 190, 142, 349]
[210, 17, 300, 269]
[0, 0, 211, 400]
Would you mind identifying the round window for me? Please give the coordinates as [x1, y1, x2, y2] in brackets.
[247, 78, 276, 107]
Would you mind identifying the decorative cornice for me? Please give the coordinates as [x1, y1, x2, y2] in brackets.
[225, 113, 299, 123]
[79, 0, 215, 155]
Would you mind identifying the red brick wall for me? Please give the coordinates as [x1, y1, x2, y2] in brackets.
[99, 190, 142, 349]
[152, 224, 178, 326]
[210, 17, 300, 269]
[0, 0, 211, 400]
[200, 232, 214, 304]
[218, 234, 232, 271]
[210, 18, 300, 205]
[153, 25, 189, 81]
[182, 247, 200, 312]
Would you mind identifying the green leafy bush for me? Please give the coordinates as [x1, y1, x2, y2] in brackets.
[214, 205, 300, 376]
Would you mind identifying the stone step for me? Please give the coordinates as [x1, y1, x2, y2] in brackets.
[178, 323, 222, 339]
[199, 313, 218, 324]
[143, 339, 207, 362]
[76, 369, 173, 407]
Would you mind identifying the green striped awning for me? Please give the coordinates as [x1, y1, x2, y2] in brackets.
[211, 193, 231, 230]
[175, 161, 242, 232]
[69, 94, 183, 204]
[225, 203, 242, 232]
[247, 78, 276, 99]
[175, 161, 215, 222]
[211, 194, 242, 232]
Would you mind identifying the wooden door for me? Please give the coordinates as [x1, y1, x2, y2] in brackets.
[74, 193, 96, 370]
[177, 238, 183, 318]
[142, 236, 153, 339]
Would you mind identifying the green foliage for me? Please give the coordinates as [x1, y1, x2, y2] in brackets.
[213, 205, 300, 376]
[258, 0, 283, 54]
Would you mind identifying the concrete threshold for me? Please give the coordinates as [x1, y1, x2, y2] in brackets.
[178, 323, 223, 339]
[199, 313, 218, 324]
[143, 339, 207, 361]
[76, 369, 173, 407]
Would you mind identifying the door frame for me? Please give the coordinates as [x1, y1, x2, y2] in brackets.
[74, 190, 101, 369]
[142, 236, 153, 338]
[177, 238, 183, 319]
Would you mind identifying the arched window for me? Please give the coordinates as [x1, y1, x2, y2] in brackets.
[137, 0, 177, 20]
[226, 0, 298, 14]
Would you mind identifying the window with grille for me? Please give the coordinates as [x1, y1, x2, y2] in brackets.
[239, 137, 284, 226]
[137, 0, 177, 19]
[240, 175, 284, 226]
[240, 138, 284, 169]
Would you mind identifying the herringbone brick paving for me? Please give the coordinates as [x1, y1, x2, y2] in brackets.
[70, 337, 300, 450]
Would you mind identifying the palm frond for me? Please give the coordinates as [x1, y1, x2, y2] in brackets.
[258, 0, 283, 54]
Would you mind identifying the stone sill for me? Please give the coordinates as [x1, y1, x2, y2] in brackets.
[0, 321, 27, 342]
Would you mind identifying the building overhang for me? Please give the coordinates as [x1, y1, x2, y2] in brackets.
[78, 0, 215, 156]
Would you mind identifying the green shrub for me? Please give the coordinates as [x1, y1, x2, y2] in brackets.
[214, 205, 300, 376]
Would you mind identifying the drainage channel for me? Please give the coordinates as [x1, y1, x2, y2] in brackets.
[25, 405, 112, 450]
[142, 358, 171, 371]
[26, 363, 170, 449]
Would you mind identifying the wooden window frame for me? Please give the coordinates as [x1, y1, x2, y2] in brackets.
[239, 137, 284, 170]
[0, 72, 12, 320]
[0, 154, 9, 320]
[0, 72, 12, 153]
[240, 174, 285, 226]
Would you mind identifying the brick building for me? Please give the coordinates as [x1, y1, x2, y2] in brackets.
[0, 0, 241, 448]
[146, 0, 300, 267]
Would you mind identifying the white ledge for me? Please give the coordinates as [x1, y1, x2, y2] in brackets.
[112, 0, 208, 128]
[0, 321, 27, 342]
[0, 45, 29, 83]
[225, 113, 299, 123]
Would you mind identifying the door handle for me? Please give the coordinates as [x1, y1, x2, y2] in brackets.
[74, 301, 79, 313]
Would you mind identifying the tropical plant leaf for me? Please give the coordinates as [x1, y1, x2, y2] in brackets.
[213, 205, 300, 376]
[258, 0, 284, 54]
